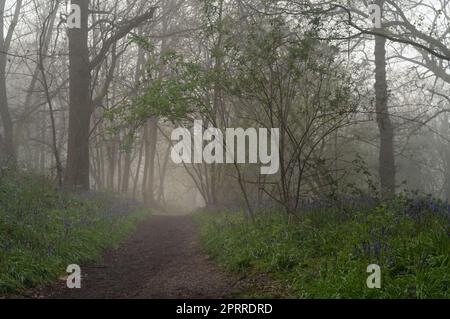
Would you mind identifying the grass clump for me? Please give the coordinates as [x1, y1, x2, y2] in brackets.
[195, 196, 450, 299]
[0, 170, 150, 295]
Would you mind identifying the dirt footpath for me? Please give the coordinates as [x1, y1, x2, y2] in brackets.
[40, 215, 235, 299]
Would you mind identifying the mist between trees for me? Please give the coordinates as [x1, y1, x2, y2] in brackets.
[1, 0, 450, 216]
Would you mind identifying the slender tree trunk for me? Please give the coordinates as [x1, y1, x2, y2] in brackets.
[16, 2, 58, 149]
[0, 0, 22, 166]
[117, 143, 123, 192]
[94, 132, 104, 190]
[121, 149, 132, 193]
[38, 4, 63, 186]
[133, 137, 145, 199]
[374, 1, 395, 199]
[0, 57, 14, 165]
[157, 143, 171, 203]
[146, 118, 158, 206]
[142, 120, 158, 206]
[39, 115, 46, 172]
[107, 136, 118, 190]
[142, 124, 150, 201]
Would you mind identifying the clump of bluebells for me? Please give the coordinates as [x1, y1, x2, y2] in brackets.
[402, 195, 450, 221]
[196, 194, 450, 299]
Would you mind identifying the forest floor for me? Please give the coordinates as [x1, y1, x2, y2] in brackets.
[30, 215, 236, 299]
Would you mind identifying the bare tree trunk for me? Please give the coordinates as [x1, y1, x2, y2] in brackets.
[0, 0, 22, 166]
[107, 135, 118, 190]
[38, 3, 63, 186]
[39, 115, 46, 173]
[121, 149, 132, 193]
[93, 130, 104, 190]
[374, 1, 395, 199]
[117, 141, 123, 192]
[133, 136, 145, 199]
[0, 57, 14, 165]
[146, 118, 158, 205]
[16, 1, 58, 151]
[66, 0, 91, 189]
[142, 119, 158, 206]
[142, 124, 150, 200]
[157, 143, 171, 203]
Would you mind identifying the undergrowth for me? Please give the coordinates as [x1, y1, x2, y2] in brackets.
[196, 196, 450, 299]
[0, 170, 150, 295]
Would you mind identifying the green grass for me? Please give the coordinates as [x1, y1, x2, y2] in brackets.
[0, 170, 150, 296]
[195, 198, 450, 299]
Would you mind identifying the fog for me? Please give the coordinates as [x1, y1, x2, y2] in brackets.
[1, 0, 450, 215]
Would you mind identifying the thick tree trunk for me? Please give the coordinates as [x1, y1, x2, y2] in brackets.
[65, 0, 92, 189]
[374, 1, 395, 199]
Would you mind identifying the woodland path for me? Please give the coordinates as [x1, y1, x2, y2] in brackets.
[38, 215, 235, 299]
